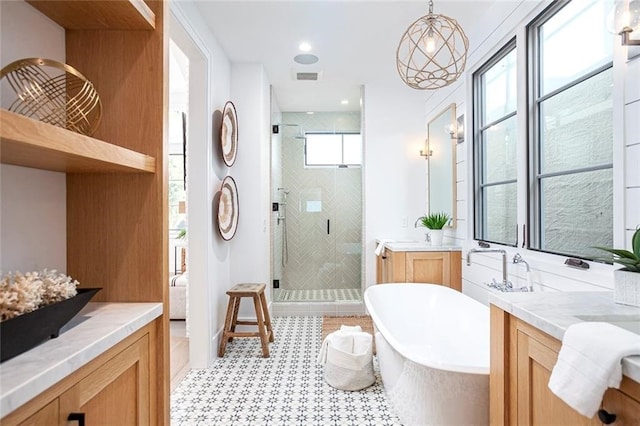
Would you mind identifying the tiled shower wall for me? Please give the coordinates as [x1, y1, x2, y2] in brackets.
[275, 111, 362, 291]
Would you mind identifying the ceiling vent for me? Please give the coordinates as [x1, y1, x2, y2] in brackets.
[292, 70, 323, 81]
[297, 72, 318, 81]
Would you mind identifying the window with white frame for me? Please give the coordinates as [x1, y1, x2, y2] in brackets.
[473, 0, 613, 259]
[473, 41, 518, 246]
[529, 0, 613, 259]
[305, 133, 362, 167]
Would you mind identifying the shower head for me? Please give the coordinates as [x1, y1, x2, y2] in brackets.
[277, 187, 290, 194]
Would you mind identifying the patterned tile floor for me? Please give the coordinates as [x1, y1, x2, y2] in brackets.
[171, 316, 401, 426]
[275, 288, 362, 302]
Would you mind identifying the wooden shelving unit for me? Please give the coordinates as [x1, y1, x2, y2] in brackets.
[0, 110, 156, 173]
[26, 0, 155, 30]
[0, 0, 168, 424]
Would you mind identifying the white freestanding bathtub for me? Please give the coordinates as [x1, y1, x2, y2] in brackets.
[364, 283, 489, 426]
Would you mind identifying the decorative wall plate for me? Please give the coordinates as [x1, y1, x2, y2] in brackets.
[220, 101, 238, 166]
[217, 176, 239, 240]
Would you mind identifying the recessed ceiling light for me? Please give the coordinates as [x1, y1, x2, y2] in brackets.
[294, 54, 319, 65]
[341, 99, 349, 105]
[299, 42, 312, 52]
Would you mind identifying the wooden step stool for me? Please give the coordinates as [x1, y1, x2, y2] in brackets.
[218, 283, 274, 358]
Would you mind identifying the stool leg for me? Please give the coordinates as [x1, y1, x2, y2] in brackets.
[259, 291, 274, 342]
[218, 296, 236, 357]
[253, 295, 270, 358]
[228, 296, 241, 342]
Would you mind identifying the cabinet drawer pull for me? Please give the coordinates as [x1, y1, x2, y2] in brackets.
[597, 409, 617, 424]
[68, 412, 85, 426]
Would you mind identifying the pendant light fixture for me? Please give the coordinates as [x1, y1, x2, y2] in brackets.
[396, 0, 469, 90]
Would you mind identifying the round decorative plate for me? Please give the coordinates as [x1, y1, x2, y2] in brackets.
[220, 101, 238, 167]
[217, 176, 239, 240]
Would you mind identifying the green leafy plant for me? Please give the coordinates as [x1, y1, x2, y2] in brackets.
[417, 212, 450, 230]
[594, 228, 640, 273]
[177, 229, 186, 240]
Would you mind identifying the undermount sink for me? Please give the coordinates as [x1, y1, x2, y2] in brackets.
[575, 314, 640, 335]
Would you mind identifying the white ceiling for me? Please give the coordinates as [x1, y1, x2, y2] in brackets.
[194, 1, 497, 112]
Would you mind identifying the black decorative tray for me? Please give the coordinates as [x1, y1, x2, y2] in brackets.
[1, 288, 101, 362]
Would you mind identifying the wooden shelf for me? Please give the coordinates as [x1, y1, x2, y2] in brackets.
[0, 110, 156, 174]
[26, 0, 155, 30]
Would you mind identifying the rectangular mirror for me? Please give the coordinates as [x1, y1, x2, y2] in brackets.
[427, 103, 457, 228]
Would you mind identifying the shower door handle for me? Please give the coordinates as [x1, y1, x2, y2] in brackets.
[327, 219, 330, 235]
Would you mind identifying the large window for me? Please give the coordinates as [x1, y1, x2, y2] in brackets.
[473, 0, 613, 259]
[530, 0, 613, 259]
[474, 42, 518, 245]
[305, 133, 362, 167]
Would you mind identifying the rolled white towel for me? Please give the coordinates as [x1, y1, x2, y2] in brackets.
[548, 321, 640, 418]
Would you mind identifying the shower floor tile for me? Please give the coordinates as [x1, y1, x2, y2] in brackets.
[170, 316, 400, 426]
[276, 288, 362, 302]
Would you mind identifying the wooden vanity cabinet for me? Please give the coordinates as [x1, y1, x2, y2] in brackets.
[490, 306, 640, 426]
[376, 249, 461, 291]
[3, 325, 154, 426]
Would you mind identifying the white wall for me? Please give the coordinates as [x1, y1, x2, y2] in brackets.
[170, 2, 232, 367]
[363, 85, 431, 288]
[171, 5, 273, 365]
[0, 1, 66, 274]
[229, 63, 272, 316]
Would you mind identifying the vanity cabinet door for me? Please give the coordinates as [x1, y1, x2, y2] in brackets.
[601, 385, 640, 425]
[405, 252, 450, 284]
[59, 334, 150, 426]
[15, 400, 58, 426]
[513, 323, 600, 426]
[377, 250, 406, 283]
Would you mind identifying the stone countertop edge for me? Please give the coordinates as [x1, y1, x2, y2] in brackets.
[489, 291, 640, 384]
[375, 240, 462, 252]
[0, 302, 163, 418]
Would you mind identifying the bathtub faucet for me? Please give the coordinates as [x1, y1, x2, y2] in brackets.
[466, 248, 510, 288]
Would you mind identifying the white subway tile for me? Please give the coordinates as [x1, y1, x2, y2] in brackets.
[456, 143, 465, 163]
[625, 101, 640, 146]
[626, 144, 640, 187]
[626, 56, 640, 103]
[456, 200, 467, 220]
[626, 188, 640, 229]
[456, 179, 467, 201]
[456, 161, 467, 183]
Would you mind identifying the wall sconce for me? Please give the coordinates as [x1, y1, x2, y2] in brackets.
[609, 0, 640, 45]
[444, 122, 457, 140]
[456, 115, 465, 143]
[420, 139, 432, 158]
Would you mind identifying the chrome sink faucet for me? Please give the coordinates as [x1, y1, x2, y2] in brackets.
[513, 253, 530, 272]
[466, 248, 511, 289]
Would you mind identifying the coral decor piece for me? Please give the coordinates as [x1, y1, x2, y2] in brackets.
[0, 270, 79, 321]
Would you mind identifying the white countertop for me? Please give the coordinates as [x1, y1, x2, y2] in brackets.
[376, 240, 462, 252]
[0, 302, 162, 418]
[489, 291, 640, 383]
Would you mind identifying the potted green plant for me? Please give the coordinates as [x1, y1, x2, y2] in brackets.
[595, 227, 640, 307]
[417, 212, 450, 246]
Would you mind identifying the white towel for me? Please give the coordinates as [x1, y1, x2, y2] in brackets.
[375, 239, 392, 256]
[317, 325, 363, 365]
[548, 322, 640, 418]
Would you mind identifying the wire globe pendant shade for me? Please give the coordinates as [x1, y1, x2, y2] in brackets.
[396, 0, 469, 90]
